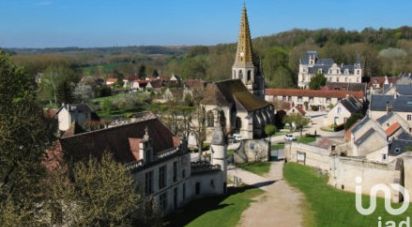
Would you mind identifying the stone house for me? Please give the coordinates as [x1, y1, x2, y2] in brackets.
[58, 112, 228, 217]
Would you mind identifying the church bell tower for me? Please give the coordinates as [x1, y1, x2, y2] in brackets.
[232, 3, 265, 98]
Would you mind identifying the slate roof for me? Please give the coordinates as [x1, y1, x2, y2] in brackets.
[370, 95, 412, 112]
[301, 51, 360, 74]
[202, 79, 270, 112]
[376, 112, 395, 125]
[60, 112, 177, 164]
[395, 84, 412, 96]
[354, 128, 376, 146]
[350, 116, 371, 134]
[340, 96, 363, 113]
[389, 138, 412, 156]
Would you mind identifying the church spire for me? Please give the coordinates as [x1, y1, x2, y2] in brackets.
[233, 3, 254, 68]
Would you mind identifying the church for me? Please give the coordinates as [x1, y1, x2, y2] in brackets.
[201, 4, 275, 141]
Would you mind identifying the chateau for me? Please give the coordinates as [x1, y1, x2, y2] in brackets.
[298, 51, 363, 89]
[201, 4, 274, 141]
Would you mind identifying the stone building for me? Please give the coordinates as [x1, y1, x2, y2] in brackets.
[201, 4, 274, 141]
[59, 112, 227, 217]
[298, 51, 363, 89]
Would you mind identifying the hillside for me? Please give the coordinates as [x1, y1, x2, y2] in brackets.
[4, 26, 412, 87]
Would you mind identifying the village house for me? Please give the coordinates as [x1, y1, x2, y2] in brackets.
[54, 103, 100, 136]
[324, 96, 364, 127]
[297, 51, 363, 89]
[265, 88, 365, 112]
[57, 111, 228, 217]
[200, 5, 274, 141]
[369, 94, 412, 132]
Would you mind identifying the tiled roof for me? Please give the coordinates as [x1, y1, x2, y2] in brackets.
[184, 79, 207, 89]
[60, 112, 177, 164]
[265, 88, 365, 99]
[323, 82, 366, 92]
[385, 122, 401, 137]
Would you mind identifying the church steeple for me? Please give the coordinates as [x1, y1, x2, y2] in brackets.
[233, 4, 254, 68]
[232, 3, 265, 98]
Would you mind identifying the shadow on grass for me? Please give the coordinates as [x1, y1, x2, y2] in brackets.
[163, 185, 259, 227]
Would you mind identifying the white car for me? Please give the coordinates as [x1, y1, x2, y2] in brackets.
[284, 134, 296, 142]
[233, 133, 243, 142]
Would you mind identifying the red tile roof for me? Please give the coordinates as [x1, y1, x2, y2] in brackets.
[265, 88, 365, 100]
[385, 122, 401, 137]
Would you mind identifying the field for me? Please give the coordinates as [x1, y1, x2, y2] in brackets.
[236, 162, 271, 176]
[165, 187, 263, 227]
[284, 163, 412, 227]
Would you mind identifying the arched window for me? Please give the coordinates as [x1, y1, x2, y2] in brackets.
[238, 70, 243, 80]
[247, 70, 252, 81]
[219, 111, 226, 128]
[207, 111, 214, 127]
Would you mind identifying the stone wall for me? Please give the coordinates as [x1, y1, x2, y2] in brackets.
[286, 143, 331, 171]
[234, 139, 269, 163]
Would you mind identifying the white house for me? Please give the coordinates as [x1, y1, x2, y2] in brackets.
[324, 96, 363, 127]
[298, 51, 363, 89]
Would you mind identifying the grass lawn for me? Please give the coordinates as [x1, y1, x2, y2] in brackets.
[296, 136, 316, 144]
[237, 162, 271, 176]
[271, 143, 285, 150]
[165, 187, 263, 227]
[284, 163, 412, 227]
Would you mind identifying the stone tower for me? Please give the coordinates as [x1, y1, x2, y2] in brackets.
[210, 109, 228, 191]
[232, 3, 265, 98]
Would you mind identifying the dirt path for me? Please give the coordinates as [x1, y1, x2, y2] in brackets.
[235, 162, 306, 227]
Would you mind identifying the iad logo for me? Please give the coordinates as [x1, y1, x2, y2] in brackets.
[355, 177, 410, 216]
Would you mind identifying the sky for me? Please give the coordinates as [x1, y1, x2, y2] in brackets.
[0, 0, 411, 48]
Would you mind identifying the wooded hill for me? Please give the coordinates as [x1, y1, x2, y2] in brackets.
[5, 26, 412, 88]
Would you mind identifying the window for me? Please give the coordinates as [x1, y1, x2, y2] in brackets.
[195, 182, 201, 195]
[238, 70, 243, 80]
[247, 70, 251, 81]
[210, 179, 215, 188]
[145, 171, 153, 195]
[207, 111, 214, 127]
[159, 192, 168, 210]
[182, 169, 186, 178]
[408, 115, 412, 121]
[337, 107, 341, 114]
[395, 148, 401, 154]
[183, 183, 186, 200]
[159, 165, 167, 189]
[173, 161, 177, 182]
[173, 188, 178, 209]
[383, 154, 387, 160]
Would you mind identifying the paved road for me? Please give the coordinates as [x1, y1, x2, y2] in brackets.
[228, 162, 305, 227]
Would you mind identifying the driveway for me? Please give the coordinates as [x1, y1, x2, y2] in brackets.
[228, 162, 305, 227]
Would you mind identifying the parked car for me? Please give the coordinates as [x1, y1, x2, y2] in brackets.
[284, 134, 296, 142]
[233, 133, 243, 142]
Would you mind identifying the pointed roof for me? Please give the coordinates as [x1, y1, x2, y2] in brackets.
[233, 4, 254, 68]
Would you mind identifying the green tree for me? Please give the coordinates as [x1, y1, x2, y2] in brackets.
[45, 152, 140, 226]
[0, 51, 54, 224]
[309, 72, 327, 90]
[264, 124, 277, 158]
[38, 65, 79, 105]
[344, 113, 363, 130]
[284, 113, 310, 136]
[138, 65, 146, 79]
[263, 47, 295, 88]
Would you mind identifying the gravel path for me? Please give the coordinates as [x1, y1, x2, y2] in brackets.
[229, 162, 305, 227]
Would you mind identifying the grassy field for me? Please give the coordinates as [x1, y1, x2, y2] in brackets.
[284, 163, 412, 227]
[166, 187, 263, 227]
[296, 136, 316, 144]
[237, 162, 271, 176]
[271, 143, 285, 150]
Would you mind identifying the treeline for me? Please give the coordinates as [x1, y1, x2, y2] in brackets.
[5, 26, 412, 88]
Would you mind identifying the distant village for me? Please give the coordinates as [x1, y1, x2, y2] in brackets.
[32, 4, 412, 225]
